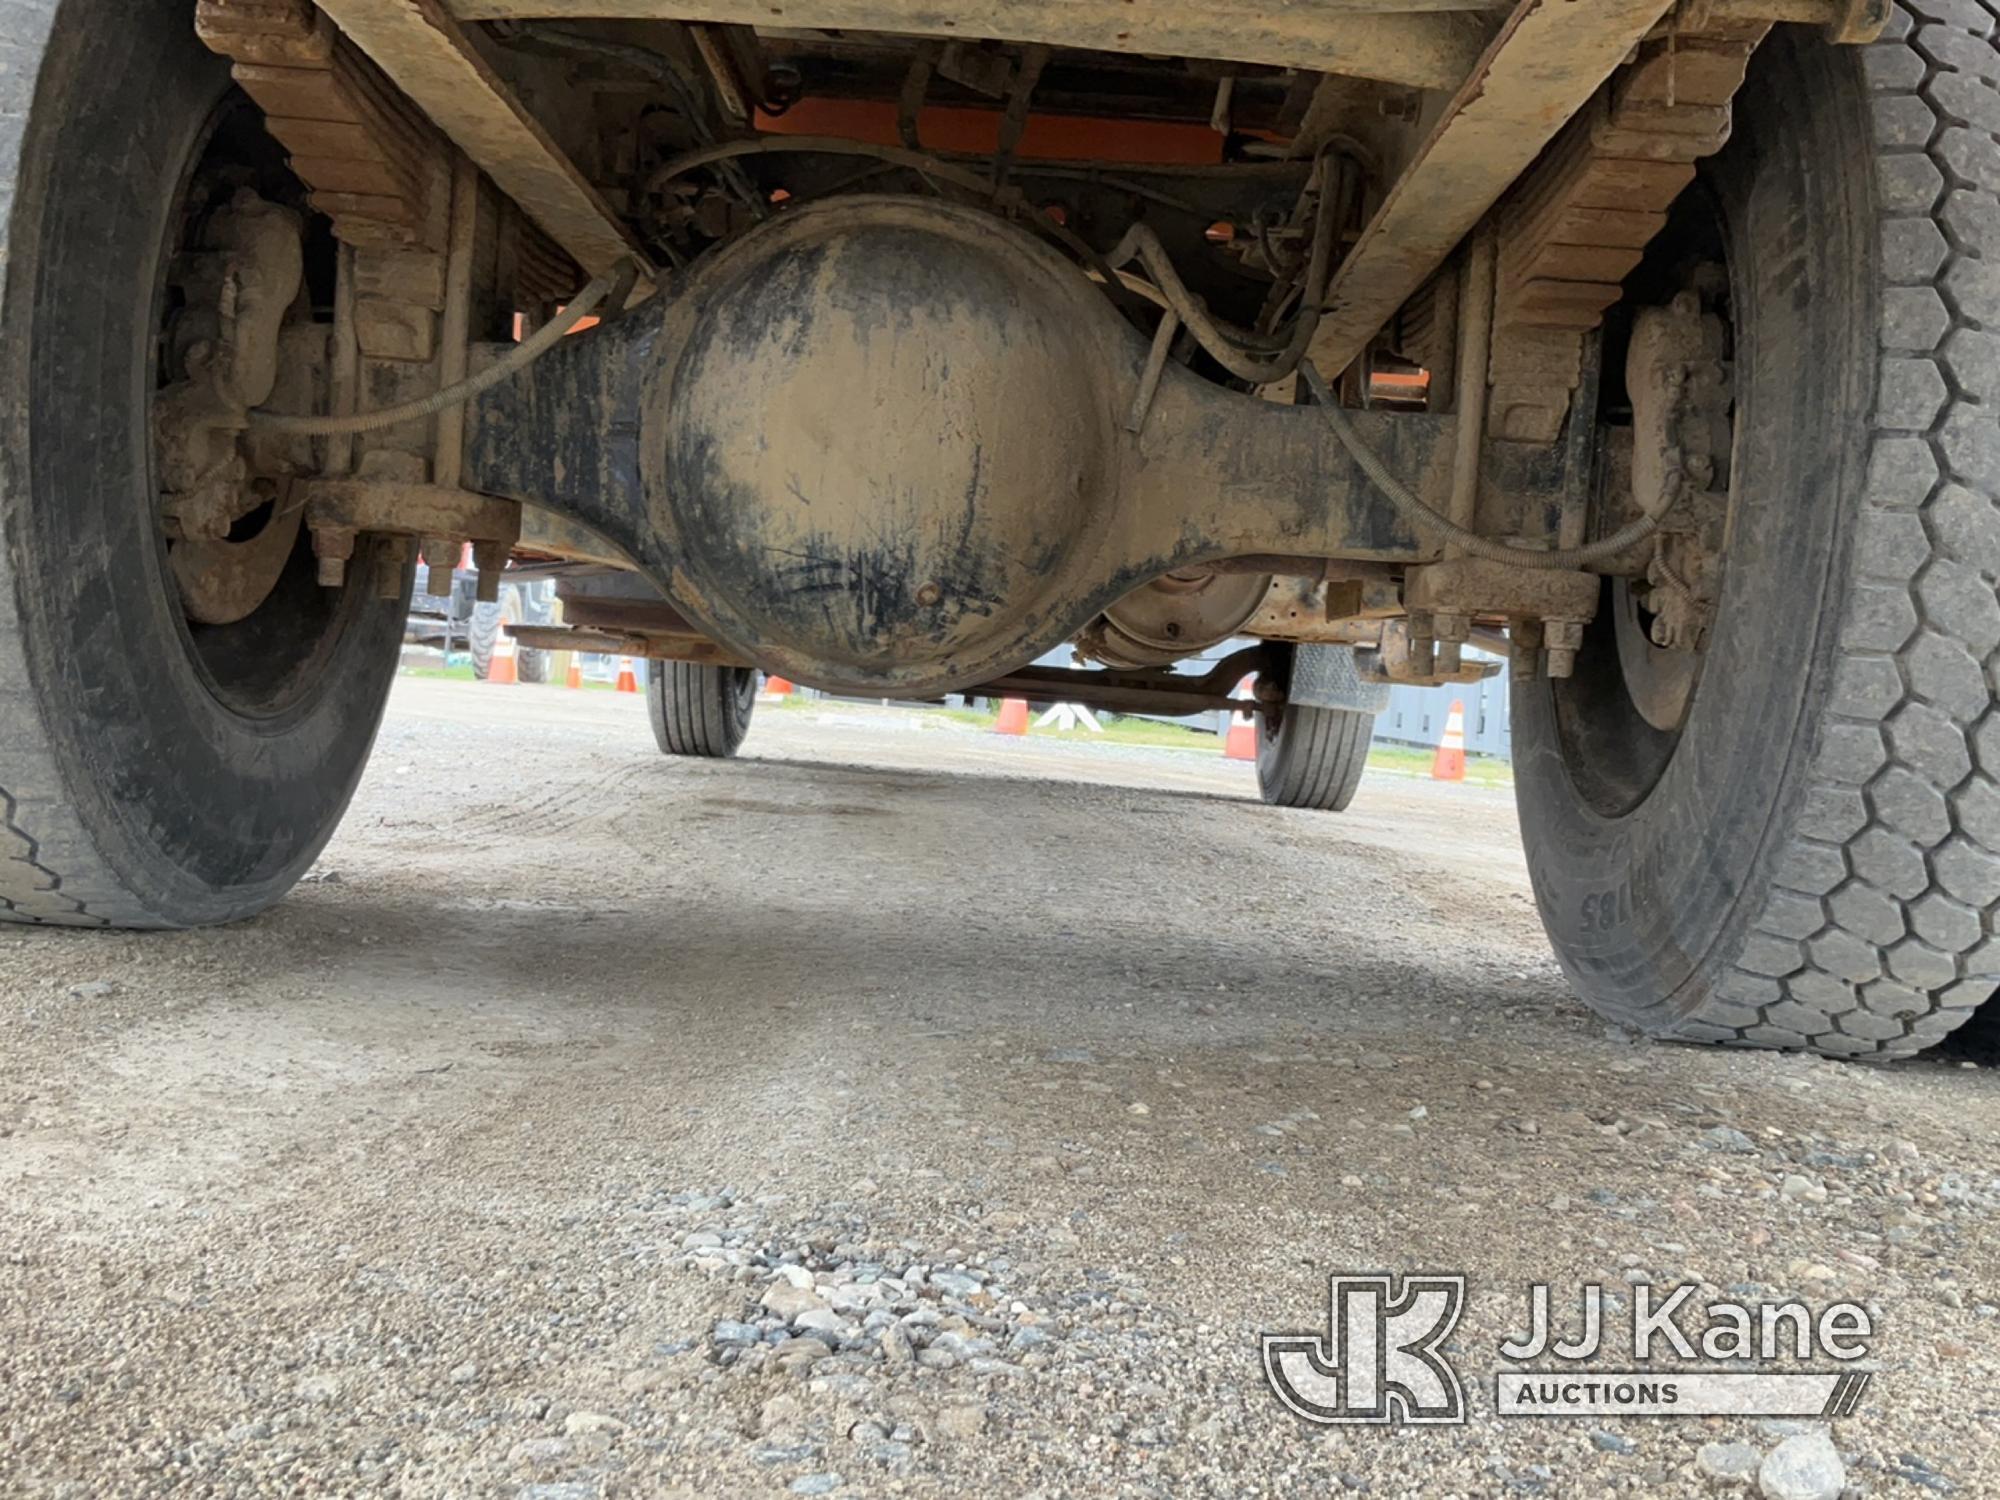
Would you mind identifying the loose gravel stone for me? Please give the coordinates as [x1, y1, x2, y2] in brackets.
[1698, 1441, 1762, 1486]
[1758, 1432, 1845, 1500]
[4, 684, 1996, 1499]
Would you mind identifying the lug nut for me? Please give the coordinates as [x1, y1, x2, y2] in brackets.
[376, 538, 412, 600]
[471, 540, 508, 603]
[1545, 620, 1584, 680]
[1510, 618, 1545, 677]
[1433, 612, 1470, 676]
[311, 524, 357, 589]
[419, 536, 460, 599]
[1407, 610, 1436, 677]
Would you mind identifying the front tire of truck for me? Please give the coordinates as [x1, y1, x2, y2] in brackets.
[1514, 7, 2000, 1058]
[0, 0, 405, 929]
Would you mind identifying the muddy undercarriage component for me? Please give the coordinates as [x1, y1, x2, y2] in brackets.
[1077, 570, 1275, 670]
[1625, 290, 1733, 652]
[463, 195, 1588, 697]
[1482, 20, 1765, 443]
[154, 186, 321, 627]
[300, 480, 521, 588]
[1302, 0, 1678, 379]
[310, 0, 650, 279]
[446, 0, 1498, 92]
[195, 0, 449, 253]
[972, 647, 1278, 719]
[532, 566, 1282, 716]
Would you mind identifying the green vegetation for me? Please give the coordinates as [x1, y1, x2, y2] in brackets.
[399, 659, 625, 689]
[1362, 742, 1512, 788]
[912, 700, 1514, 780]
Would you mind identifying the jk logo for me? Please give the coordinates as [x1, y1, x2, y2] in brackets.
[1262, 1273, 1467, 1425]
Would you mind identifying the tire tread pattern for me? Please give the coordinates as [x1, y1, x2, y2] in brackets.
[648, 662, 753, 758]
[1259, 704, 1372, 811]
[0, 0, 128, 927]
[1679, 0, 2000, 1056]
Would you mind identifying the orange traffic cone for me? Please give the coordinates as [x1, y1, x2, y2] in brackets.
[1223, 676, 1258, 760]
[759, 674, 795, 702]
[565, 655, 583, 690]
[1431, 698, 1467, 781]
[487, 627, 518, 685]
[994, 697, 1029, 735]
[615, 656, 640, 694]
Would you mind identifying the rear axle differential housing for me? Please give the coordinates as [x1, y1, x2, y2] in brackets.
[648, 199, 1119, 688]
[467, 196, 1489, 695]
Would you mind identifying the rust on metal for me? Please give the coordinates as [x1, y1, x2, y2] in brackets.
[309, 0, 654, 279]
[302, 480, 523, 544]
[1305, 0, 1676, 381]
[1485, 20, 1763, 440]
[196, 0, 450, 252]
[1080, 570, 1274, 668]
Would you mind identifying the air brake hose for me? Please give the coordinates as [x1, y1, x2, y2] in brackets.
[1103, 169, 1340, 385]
[246, 263, 633, 438]
[1299, 362, 1669, 570]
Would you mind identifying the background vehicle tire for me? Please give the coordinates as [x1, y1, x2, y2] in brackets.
[1257, 703, 1372, 811]
[469, 599, 504, 681]
[0, 0, 405, 929]
[648, 661, 758, 758]
[515, 583, 553, 685]
[1513, 9, 2000, 1058]
[470, 583, 552, 683]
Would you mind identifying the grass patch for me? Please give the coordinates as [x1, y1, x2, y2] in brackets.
[761, 692, 1514, 783]
[1365, 743, 1512, 787]
[401, 661, 477, 681]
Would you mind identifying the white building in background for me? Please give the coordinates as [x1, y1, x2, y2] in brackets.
[1373, 649, 1511, 760]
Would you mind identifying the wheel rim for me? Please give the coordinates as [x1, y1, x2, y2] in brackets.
[1547, 193, 1734, 820]
[1610, 578, 1700, 732]
[149, 93, 373, 721]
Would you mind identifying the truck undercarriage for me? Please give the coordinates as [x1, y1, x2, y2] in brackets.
[170, 0, 1798, 703]
[6, 0, 1999, 1061]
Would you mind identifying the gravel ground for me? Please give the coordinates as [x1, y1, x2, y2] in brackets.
[2, 676, 1996, 1498]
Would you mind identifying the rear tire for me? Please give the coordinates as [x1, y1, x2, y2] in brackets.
[647, 661, 758, 758]
[0, 0, 404, 929]
[1513, 10, 2000, 1058]
[1257, 703, 1372, 811]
